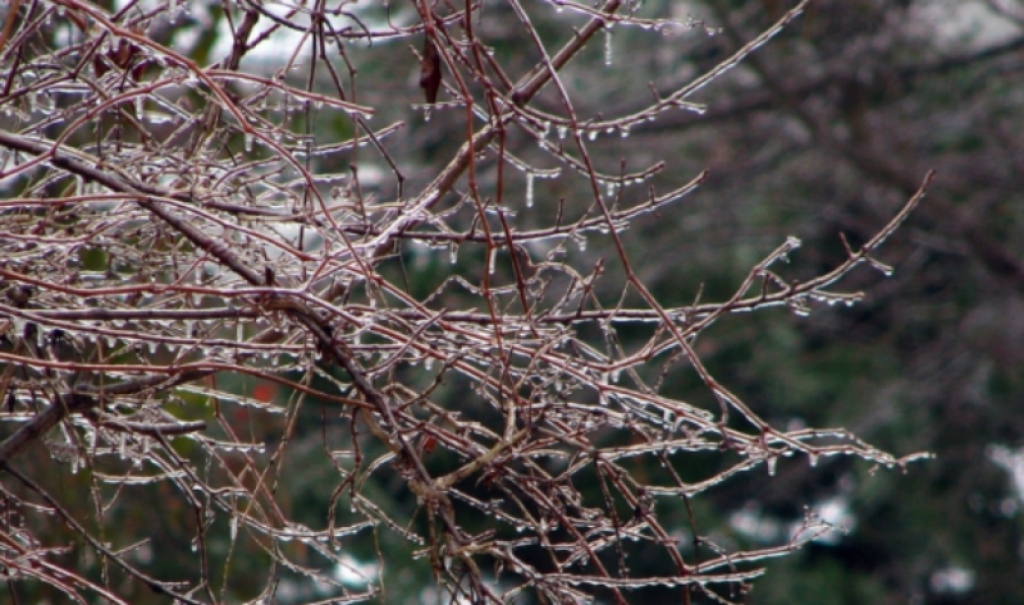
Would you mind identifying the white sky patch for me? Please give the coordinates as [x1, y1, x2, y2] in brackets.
[205, 0, 414, 67]
[930, 566, 976, 594]
[911, 0, 1022, 50]
[729, 503, 784, 543]
[987, 444, 1024, 503]
[334, 553, 377, 587]
[731, 495, 855, 547]
[801, 496, 855, 545]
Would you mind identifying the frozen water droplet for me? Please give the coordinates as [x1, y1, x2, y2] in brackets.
[587, 130, 597, 141]
[767, 456, 778, 476]
[557, 125, 568, 139]
[525, 172, 535, 209]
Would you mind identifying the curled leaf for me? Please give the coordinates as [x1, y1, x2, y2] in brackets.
[420, 35, 442, 104]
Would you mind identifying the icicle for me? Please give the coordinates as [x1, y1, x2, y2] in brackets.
[449, 242, 458, 264]
[525, 171, 535, 209]
[604, 25, 613, 66]
[488, 248, 497, 275]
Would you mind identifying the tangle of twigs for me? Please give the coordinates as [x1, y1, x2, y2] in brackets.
[0, 1, 929, 603]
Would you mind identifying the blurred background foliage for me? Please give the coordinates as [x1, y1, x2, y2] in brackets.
[613, 2, 1024, 604]
[5, 0, 1023, 603]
